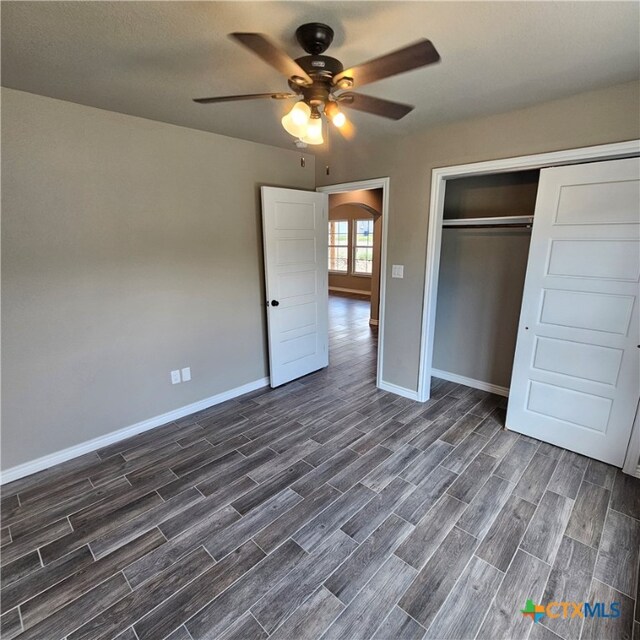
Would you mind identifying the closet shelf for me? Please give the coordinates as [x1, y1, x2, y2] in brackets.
[443, 215, 533, 229]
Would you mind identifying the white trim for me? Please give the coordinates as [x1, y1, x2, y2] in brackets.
[418, 140, 640, 404]
[622, 399, 640, 477]
[318, 177, 390, 393]
[0, 377, 270, 485]
[378, 380, 419, 401]
[431, 368, 509, 398]
[329, 286, 371, 297]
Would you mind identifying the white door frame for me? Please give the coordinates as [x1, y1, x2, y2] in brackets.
[317, 177, 390, 394]
[417, 140, 640, 473]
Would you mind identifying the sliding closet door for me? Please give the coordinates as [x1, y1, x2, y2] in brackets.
[506, 157, 639, 466]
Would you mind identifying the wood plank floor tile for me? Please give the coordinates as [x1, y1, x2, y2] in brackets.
[1, 546, 92, 611]
[205, 488, 302, 559]
[340, 477, 415, 543]
[481, 428, 519, 462]
[476, 549, 551, 640]
[1, 518, 72, 566]
[40, 490, 163, 564]
[69, 547, 214, 640]
[493, 437, 538, 483]
[565, 481, 610, 548]
[22, 529, 164, 629]
[1, 550, 42, 590]
[8, 476, 131, 539]
[610, 470, 640, 520]
[362, 444, 423, 492]
[19, 573, 131, 639]
[583, 459, 617, 490]
[253, 484, 341, 553]
[326, 514, 412, 605]
[327, 446, 393, 493]
[158, 475, 256, 539]
[231, 460, 312, 515]
[394, 465, 458, 525]
[185, 540, 306, 640]
[522, 490, 574, 564]
[0, 607, 22, 640]
[252, 530, 357, 632]
[446, 452, 497, 503]
[219, 613, 268, 640]
[133, 540, 265, 640]
[247, 439, 321, 484]
[541, 536, 598, 640]
[547, 450, 589, 500]
[398, 526, 478, 629]
[292, 449, 359, 497]
[123, 504, 239, 588]
[269, 587, 344, 640]
[514, 451, 559, 504]
[293, 483, 375, 552]
[89, 487, 201, 558]
[308, 425, 365, 463]
[394, 494, 466, 570]
[321, 554, 417, 640]
[399, 440, 454, 485]
[455, 474, 514, 539]
[423, 555, 502, 640]
[581, 579, 634, 640]
[594, 509, 640, 597]
[371, 605, 426, 640]
[476, 494, 536, 572]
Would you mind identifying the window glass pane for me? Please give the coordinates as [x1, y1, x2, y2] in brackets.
[353, 219, 374, 273]
[328, 246, 348, 272]
[329, 220, 348, 246]
[354, 247, 373, 274]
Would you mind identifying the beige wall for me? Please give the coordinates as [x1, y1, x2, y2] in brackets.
[433, 172, 538, 388]
[317, 81, 640, 391]
[1, 88, 315, 470]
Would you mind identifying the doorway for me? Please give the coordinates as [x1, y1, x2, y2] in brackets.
[317, 178, 390, 392]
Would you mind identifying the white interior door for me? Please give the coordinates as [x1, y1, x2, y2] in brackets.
[507, 157, 640, 466]
[261, 186, 329, 388]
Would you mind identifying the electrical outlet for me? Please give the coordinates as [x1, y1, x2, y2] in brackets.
[181, 367, 191, 382]
[392, 264, 404, 279]
[170, 370, 181, 385]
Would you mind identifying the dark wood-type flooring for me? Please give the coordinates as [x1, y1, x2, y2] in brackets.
[1, 294, 639, 640]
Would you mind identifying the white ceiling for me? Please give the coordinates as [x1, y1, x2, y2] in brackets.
[2, 1, 639, 150]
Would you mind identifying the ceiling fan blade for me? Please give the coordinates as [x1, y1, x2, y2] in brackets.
[193, 92, 296, 104]
[338, 92, 414, 120]
[334, 39, 440, 88]
[230, 33, 313, 85]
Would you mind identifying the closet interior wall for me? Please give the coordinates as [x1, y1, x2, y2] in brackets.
[432, 170, 540, 392]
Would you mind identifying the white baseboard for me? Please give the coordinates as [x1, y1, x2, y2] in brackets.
[0, 376, 270, 485]
[378, 380, 420, 401]
[329, 286, 371, 297]
[431, 368, 509, 398]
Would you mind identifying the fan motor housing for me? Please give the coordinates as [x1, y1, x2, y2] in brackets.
[295, 23, 334, 55]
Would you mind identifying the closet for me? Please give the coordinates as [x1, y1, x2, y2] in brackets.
[432, 170, 539, 394]
[431, 158, 639, 467]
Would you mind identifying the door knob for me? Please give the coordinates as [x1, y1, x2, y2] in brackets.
[271, 300, 280, 307]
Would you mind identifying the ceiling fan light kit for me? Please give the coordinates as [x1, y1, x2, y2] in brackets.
[194, 22, 440, 144]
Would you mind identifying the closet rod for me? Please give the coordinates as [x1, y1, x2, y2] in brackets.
[442, 215, 534, 228]
[444, 222, 532, 229]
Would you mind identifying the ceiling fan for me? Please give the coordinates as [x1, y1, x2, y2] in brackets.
[193, 23, 440, 145]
